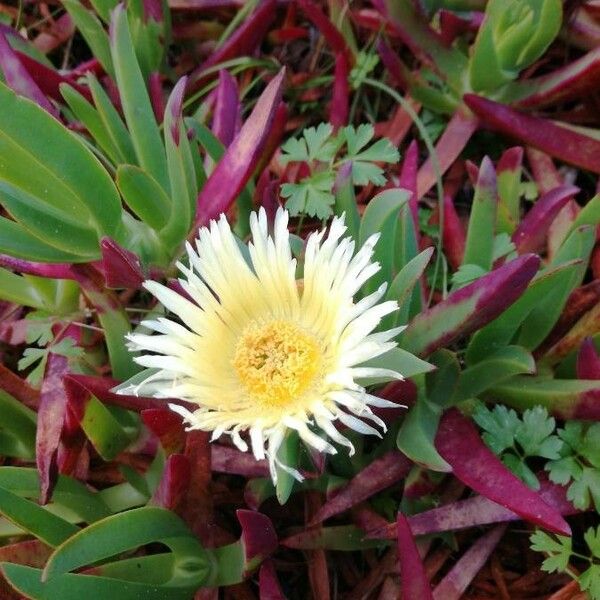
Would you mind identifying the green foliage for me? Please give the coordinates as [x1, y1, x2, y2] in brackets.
[18, 338, 84, 387]
[454, 346, 535, 402]
[63, 0, 168, 80]
[359, 188, 413, 297]
[466, 262, 581, 364]
[282, 172, 336, 220]
[280, 123, 399, 219]
[24, 311, 56, 346]
[0, 82, 123, 262]
[62, 0, 114, 76]
[473, 404, 562, 489]
[0, 271, 75, 311]
[450, 263, 487, 288]
[396, 350, 459, 471]
[518, 226, 595, 350]
[461, 159, 497, 273]
[0, 392, 37, 460]
[281, 123, 341, 164]
[384, 247, 433, 327]
[531, 527, 600, 599]
[345, 126, 399, 185]
[0, 0, 597, 596]
[493, 233, 517, 262]
[451, 207, 520, 286]
[111, 5, 168, 193]
[470, 0, 562, 92]
[546, 422, 600, 511]
[58, 4, 207, 265]
[476, 404, 600, 505]
[530, 529, 573, 573]
[385, 0, 563, 111]
[350, 51, 380, 90]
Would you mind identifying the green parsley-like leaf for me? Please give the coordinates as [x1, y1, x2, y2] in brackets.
[18, 347, 49, 386]
[17, 338, 84, 387]
[24, 311, 55, 346]
[473, 404, 521, 454]
[280, 137, 309, 163]
[492, 233, 517, 262]
[546, 456, 581, 486]
[343, 124, 375, 156]
[531, 526, 600, 599]
[280, 123, 340, 164]
[475, 405, 563, 490]
[350, 161, 387, 187]
[530, 530, 572, 573]
[304, 123, 339, 162]
[579, 564, 600, 600]
[350, 51, 379, 90]
[521, 180, 538, 201]
[585, 527, 600, 558]
[545, 421, 600, 511]
[18, 347, 48, 372]
[581, 423, 600, 469]
[352, 137, 400, 164]
[281, 171, 335, 220]
[558, 421, 584, 450]
[451, 263, 487, 288]
[567, 468, 600, 511]
[515, 406, 562, 459]
[51, 338, 84, 359]
[280, 122, 400, 219]
[342, 125, 400, 187]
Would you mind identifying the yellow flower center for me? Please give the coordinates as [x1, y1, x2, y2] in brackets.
[233, 320, 322, 408]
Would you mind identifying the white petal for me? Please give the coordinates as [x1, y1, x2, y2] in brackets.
[250, 426, 266, 460]
[314, 413, 355, 455]
[283, 417, 337, 455]
[134, 354, 196, 377]
[143, 281, 206, 334]
[350, 367, 403, 380]
[168, 402, 196, 424]
[127, 333, 191, 356]
[231, 427, 249, 452]
[363, 393, 405, 409]
[337, 412, 382, 437]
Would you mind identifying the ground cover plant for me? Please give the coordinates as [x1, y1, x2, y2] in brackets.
[0, 0, 599, 597]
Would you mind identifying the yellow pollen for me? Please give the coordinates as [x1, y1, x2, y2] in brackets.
[233, 320, 321, 408]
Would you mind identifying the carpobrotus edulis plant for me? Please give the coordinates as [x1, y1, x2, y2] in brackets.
[121, 209, 404, 481]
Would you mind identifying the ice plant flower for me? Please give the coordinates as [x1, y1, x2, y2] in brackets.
[122, 208, 404, 481]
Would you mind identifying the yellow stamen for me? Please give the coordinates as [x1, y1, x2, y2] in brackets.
[233, 320, 322, 408]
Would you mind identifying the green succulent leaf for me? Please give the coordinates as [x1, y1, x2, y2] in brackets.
[0, 391, 37, 460]
[0, 82, 123, 260]
[62, 0, 114, 76]
[111, 5, 169, 192]
[470, 0, 562, 92]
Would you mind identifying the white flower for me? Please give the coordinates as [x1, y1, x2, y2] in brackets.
[122, 208, 404, 482]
